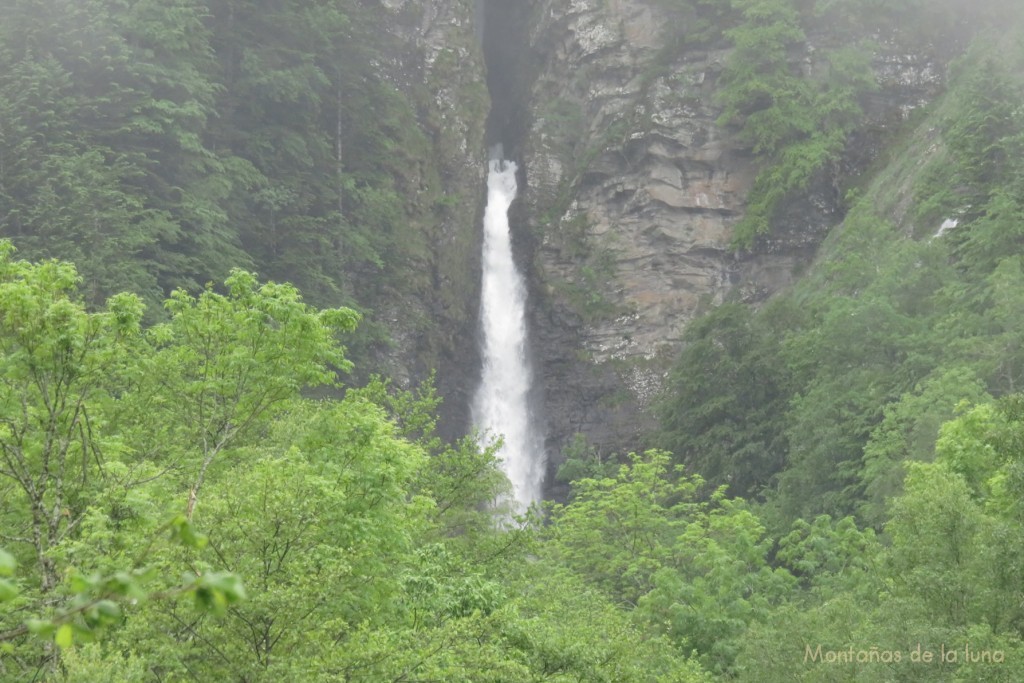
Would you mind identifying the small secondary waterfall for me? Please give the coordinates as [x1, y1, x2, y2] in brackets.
[473, 156, 545, 512]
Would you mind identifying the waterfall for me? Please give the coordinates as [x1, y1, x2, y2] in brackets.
[473, 156, 545, 512]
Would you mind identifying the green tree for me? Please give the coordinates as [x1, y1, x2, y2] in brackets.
[858, 367, 990, 526]
[546, 451, 793, 674]
[0, 248, 357, 676]
[139, 269, 358, 518]
[0, 16, 162, 306]
[713, 0, 877, 247]
[0, 244, 144, 594]
[544, 451, 704, 605]
[658, 303, 790, 497]
[107, 398, 425, 680]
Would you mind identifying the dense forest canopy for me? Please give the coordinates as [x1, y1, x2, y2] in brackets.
[0, 0, 484, 370]
[3, 0, 1024, 680]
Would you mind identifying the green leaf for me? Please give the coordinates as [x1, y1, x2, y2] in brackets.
[0, 578, 17, 602]
[193, 571, 246, 615]
[55, 624, 74, 649]
[0, 549, 15, 577]
[69, 570, 98, 594]
[84, 599, 122, 628]
[170, 515, 208, 550]
[27, 619, 56, 638]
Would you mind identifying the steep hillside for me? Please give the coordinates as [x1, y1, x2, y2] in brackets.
[0, 0, 489, 436]
[658, 12, 1024, 527]
[515, 0, 1008, 489]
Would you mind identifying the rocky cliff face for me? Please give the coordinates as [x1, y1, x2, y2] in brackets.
[365, 0, 951, 475]
[516, 0, 947, 483]
[523, 0, 743, 476]
[371, 0, 490, 438]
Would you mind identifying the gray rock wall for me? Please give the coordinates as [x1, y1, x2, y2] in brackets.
[374, 0, 490, 440]
[518, 0, 947, 481]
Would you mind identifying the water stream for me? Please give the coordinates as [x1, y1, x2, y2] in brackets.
[472, 156, 545, 512]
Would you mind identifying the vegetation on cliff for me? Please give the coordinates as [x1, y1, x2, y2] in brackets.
[659, 23, 1024, 524]
[664, 0, 1022, 248]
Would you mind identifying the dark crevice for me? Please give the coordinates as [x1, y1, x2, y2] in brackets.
[480, 0, 534, 157]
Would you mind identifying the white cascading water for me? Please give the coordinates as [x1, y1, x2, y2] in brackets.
[473, 156, 545, 512]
